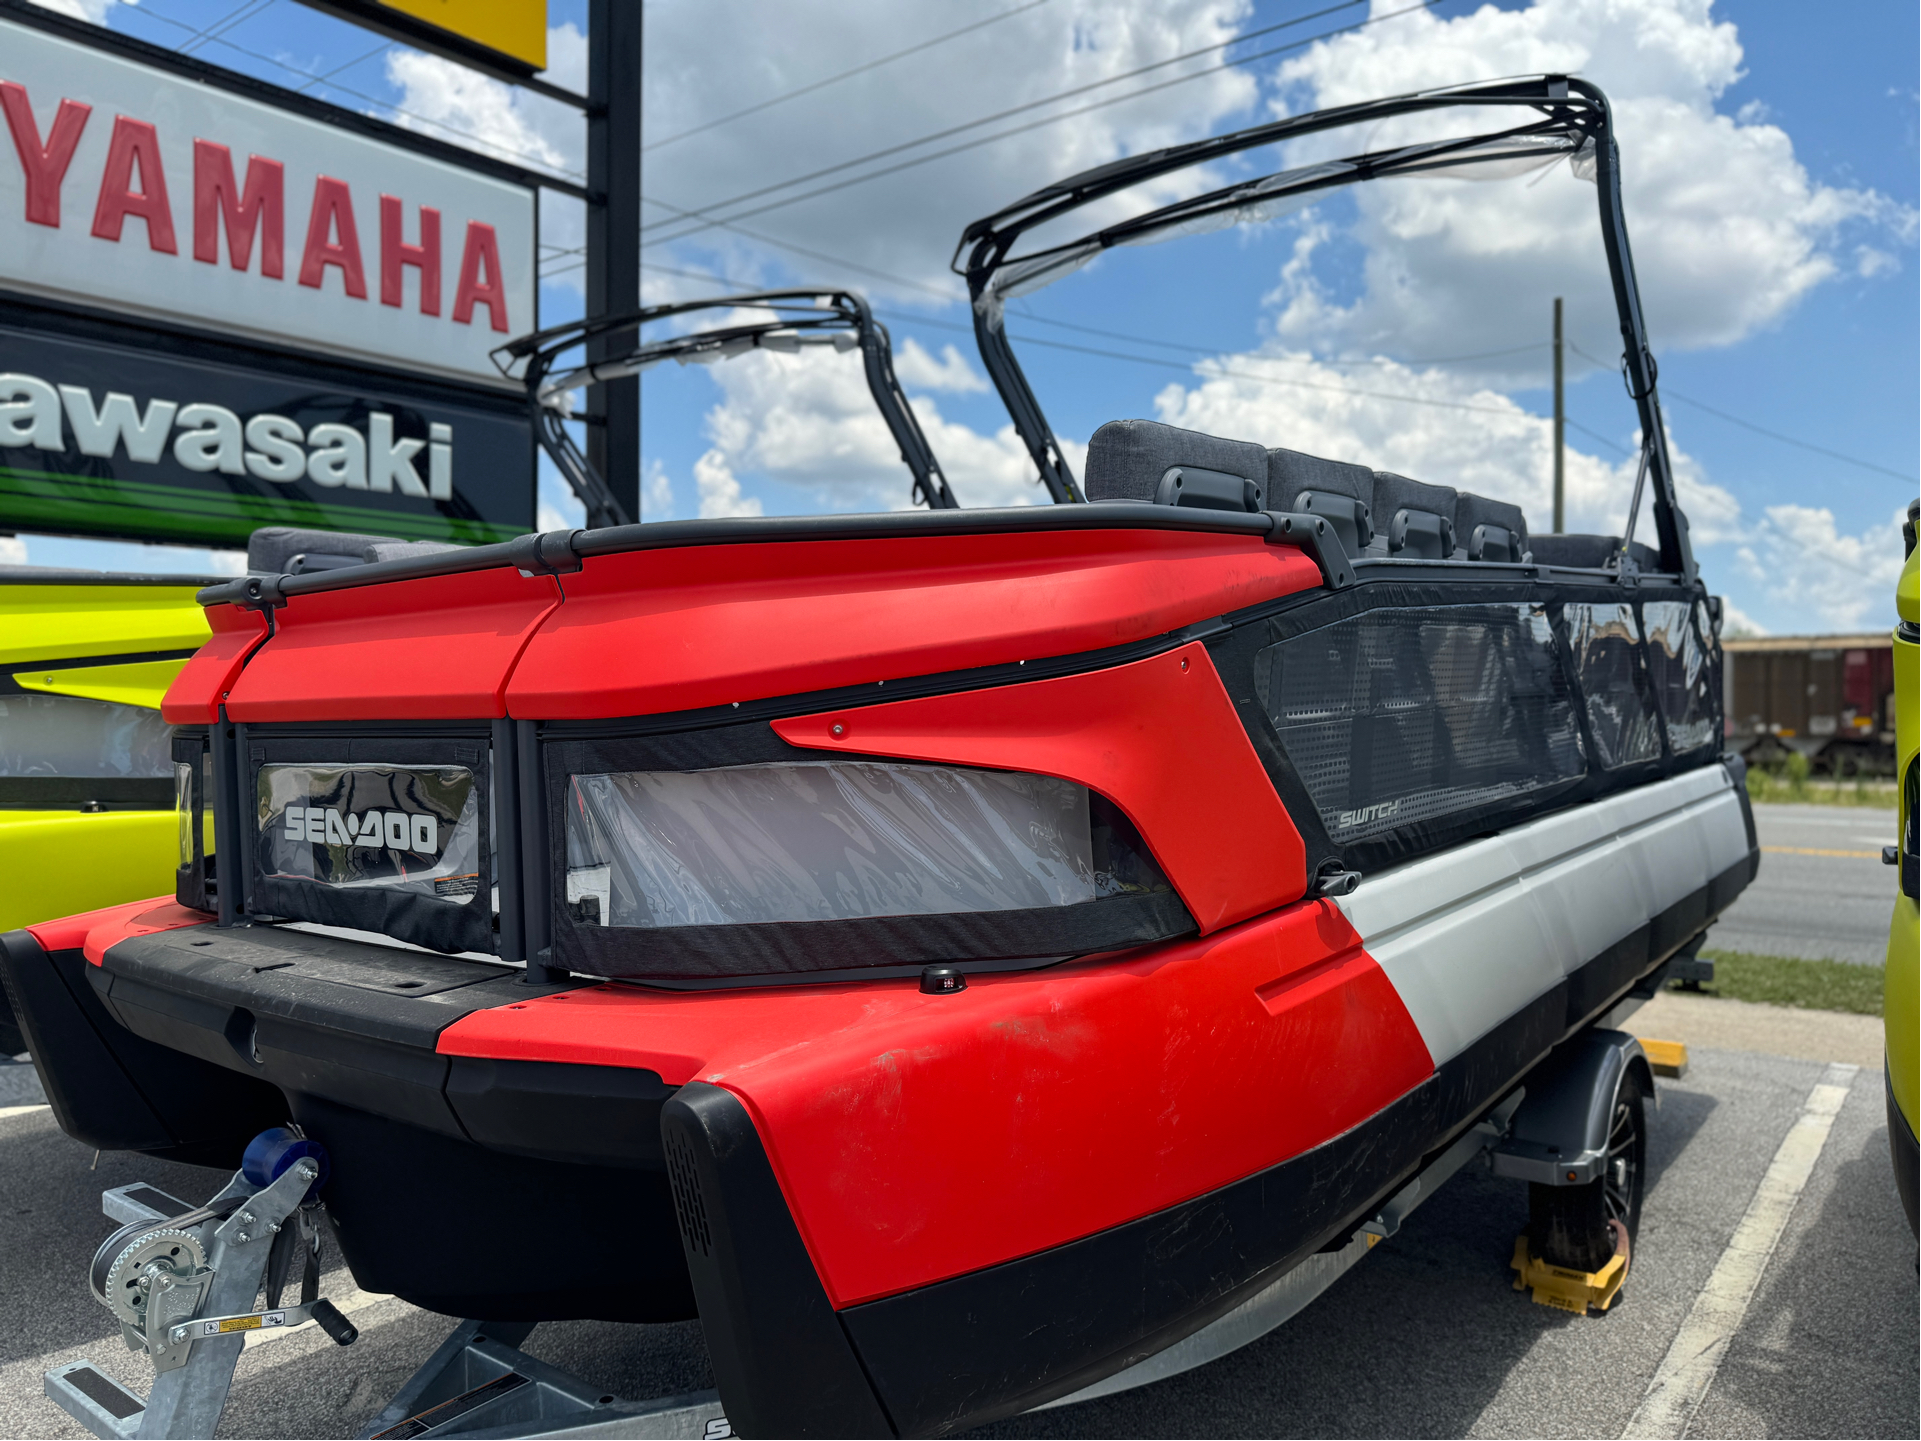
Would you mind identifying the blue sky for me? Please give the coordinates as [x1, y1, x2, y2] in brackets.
[14, 0, 1918, 635]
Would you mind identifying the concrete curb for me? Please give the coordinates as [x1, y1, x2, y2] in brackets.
[1627, 990, 1884, 1068]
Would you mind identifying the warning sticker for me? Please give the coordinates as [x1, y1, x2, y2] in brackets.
[203, 1310, 288, 1336]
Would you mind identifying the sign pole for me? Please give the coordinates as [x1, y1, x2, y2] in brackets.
[586, 0, 642, 525]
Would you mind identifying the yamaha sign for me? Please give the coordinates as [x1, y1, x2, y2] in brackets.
[0, 4, 538, 547]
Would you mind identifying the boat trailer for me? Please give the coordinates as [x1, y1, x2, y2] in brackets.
[41, 1035, 1666, 1440]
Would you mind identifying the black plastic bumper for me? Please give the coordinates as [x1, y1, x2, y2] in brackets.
[1889, 1065, 1918, 1239]
[0, 926, 287, 1165]
[70, 922, 695, 1321]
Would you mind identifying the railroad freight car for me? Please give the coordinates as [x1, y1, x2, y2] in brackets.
[1724, 633, 1897, 773]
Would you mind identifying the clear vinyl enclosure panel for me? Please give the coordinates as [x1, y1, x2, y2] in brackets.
[1564, 603, 1665, 769]
[1641, 600, 1716, 754]
[1256, 603, 1586, 844]
[563, 760, 1170, 929]
[174, 755, 211, 866]
[255, 763, 482, 901]
[0, 693, 172, 779]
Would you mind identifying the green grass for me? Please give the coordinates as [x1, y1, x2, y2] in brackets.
[1744, 774, 1899, 808]
[1684, 949, 1887, 1017]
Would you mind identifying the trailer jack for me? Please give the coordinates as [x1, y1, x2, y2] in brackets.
[46, 1129, 357, 1439]
[45, 1132, 730, 1440]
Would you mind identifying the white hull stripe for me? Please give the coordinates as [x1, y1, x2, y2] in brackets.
[1333, 766, 1751, 1066]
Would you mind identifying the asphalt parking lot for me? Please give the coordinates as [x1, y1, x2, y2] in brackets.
[1714, 803, 1901, 965]
[2, 1009, 1913, 1440]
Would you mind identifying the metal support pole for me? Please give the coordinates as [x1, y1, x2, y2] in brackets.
[586, 0, 642, 525]
[1552, 296, 1565, 534]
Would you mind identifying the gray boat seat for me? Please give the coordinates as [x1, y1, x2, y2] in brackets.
[1530, 533, 1660, 571]
[1455, 493, 1530, 563]
[1267, 448, 1376, 554]
[1083, 419, 1267, 509]
[246, 526, 462, 577]
[1372, 472, 1457, 560]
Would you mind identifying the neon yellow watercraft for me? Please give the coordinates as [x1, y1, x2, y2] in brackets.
[0, 568, 213, 941]
[1887, 502, 1917, 1236]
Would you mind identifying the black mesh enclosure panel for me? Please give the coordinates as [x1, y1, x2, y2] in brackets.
[1642, 599, 1716, 754]
[1564, 602, 1664, 769]
[1253, 603, 1584, 845]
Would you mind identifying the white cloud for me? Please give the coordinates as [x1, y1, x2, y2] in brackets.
[371, 0, 1901, 643]
[383, 24, 590, 283]
[694, 449, 763, 518]
[1718, 598, 1766, 637]
[1734, 504, 1907, 632]
[0, 534, 28, 565]
[1147, 345, 1743, 541]
[892, 339, 988, 394]
[28, 0, 113, 23]
[693, 346, 1045, 512]
[636, 0, 1260, 302]
[1263, 0, 1912, 383]
[643, 459, 675, 521]
[1856, 246, 1898, 278]
[537, 499, 574, 534]
[390, 7, 1264, 304]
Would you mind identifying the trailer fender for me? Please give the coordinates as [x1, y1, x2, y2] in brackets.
[1491, 1028, 1654, 1186]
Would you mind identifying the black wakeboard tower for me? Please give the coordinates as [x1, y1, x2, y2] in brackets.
[493, 289, 960, 529]
[954, 74, 1695, 580]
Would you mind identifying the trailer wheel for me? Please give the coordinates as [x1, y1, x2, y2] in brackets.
[1528, 1072, 1646, 1274]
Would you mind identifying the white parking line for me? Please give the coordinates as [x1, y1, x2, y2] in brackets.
[1621, 1062, 1859, 1439]
[0, 1104, 50, 1121]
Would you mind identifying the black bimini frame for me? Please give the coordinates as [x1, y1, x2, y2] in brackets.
[954, 75, 1696, 580]
[493, 290, 959, 528]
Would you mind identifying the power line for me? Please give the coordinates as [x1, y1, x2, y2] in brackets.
[174, 0, 273, 56]
[1564, 417, 1630, 457]
[937, 324, 1529, 416]
[623, 260, 1549, 422]
[293, 40, 391, 96]
[1568, 343, 1916, 483]
[637, 0, 1380, 249]
[1660, 388, 1918, 484]
[550, 194, 961, 299]
[633, 245, 1904, 492]
[643, 0, 1057, 154]
[1010, 306, 1552, 369]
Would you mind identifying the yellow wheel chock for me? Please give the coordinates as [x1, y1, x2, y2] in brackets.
[1510, 1234, 1627, 1315]
[1639, 1038, 1689, 1078]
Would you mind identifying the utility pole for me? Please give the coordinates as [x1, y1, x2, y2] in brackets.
[1552, 296, 1565, 533]
[586, 0, 642, 524]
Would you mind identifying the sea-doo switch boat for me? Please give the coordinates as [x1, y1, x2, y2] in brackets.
[3, 78, 1758, 1439]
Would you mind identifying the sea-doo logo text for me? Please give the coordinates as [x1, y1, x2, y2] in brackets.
[1338, 800, 1402, 828]
[284, 805, 437, 856]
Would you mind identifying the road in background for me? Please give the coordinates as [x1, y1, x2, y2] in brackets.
[1711, 802, 1898, 965]
[1, 1035, 1912, 1439]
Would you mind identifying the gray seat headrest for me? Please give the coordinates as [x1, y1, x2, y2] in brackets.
[246, 526, 462, 576]
[1084, 419, 1266, 502]
[1266, 449, 1376, 512]
[1370, 473, 1458, 531]
[1456, 493, 1531, 561]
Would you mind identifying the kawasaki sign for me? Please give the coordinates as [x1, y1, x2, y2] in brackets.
[0, 3, 539, 547]
[0, 311, 531, 546]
